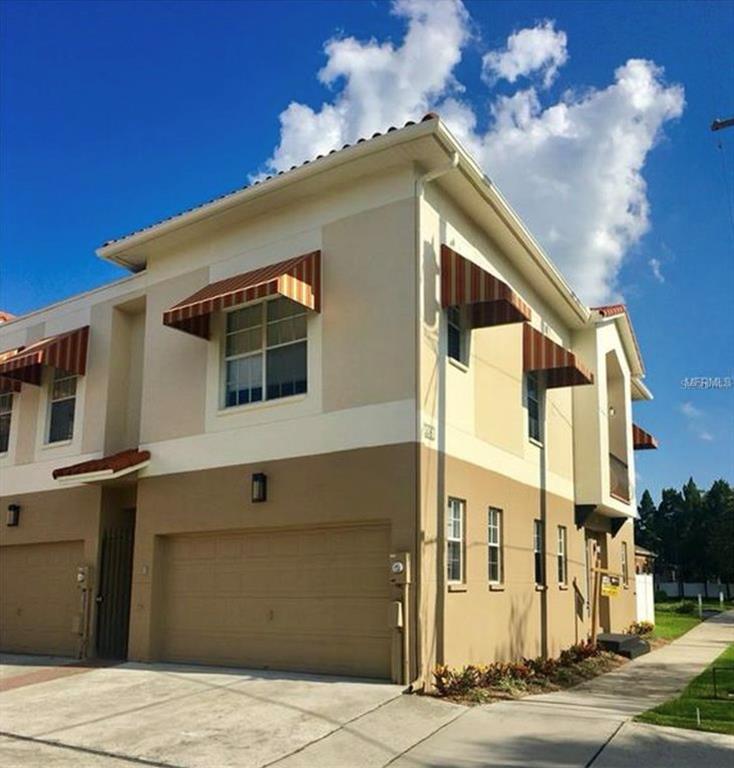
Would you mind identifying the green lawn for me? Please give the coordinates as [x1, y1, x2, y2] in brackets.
[636, 644, 734, 735]
[651, 599, 731, 641]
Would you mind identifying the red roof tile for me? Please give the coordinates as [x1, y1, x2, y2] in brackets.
[53, 449, 150, 479]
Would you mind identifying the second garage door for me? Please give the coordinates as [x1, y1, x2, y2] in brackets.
[157, 523, 392, 678]
[0, 540, 83, 656]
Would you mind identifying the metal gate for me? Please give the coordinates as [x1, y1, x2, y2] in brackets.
[95, 525, 135, 659]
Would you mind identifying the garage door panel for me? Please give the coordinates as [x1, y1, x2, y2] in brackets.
[158, 524, 391, 678]
[0, 540, 83, 656]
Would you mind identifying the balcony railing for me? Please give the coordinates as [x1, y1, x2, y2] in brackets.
[609, 453, 630, 502]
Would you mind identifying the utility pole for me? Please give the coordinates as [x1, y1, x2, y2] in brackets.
[711, 117, 734, 132]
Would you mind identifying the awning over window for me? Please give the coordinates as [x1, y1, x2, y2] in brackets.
[0, 376, 21, 394]
[633, 423, 658, 450]
[164, 250, 321, 339]
[441, 245, 531, 328]
[53, 448, 151, 482]
[523, 324, 594, 388]
[0, 326, 90, 386]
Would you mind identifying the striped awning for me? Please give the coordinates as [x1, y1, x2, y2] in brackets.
[0, 326, 90, 386]
[523, 324, 594, 388]
[633, 423, 658, 450]
[164, 251, 321, 339]
[0, 376, 21, 394]
[441, 245, 531, 328]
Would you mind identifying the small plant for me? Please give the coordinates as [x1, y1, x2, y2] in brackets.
[627, 620, 654, 636]
[654, 590, 670, 602]
[673, 601, 695, 614]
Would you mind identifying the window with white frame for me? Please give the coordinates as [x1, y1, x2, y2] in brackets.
[48, 369, 77, 443]
[488, 507, 502, 583]
[557, 525, 568, 585]
[533, 519, 544, 585]
[0, 393, 12, 453]
[447, 306, 469, 366]
[223, 297, 307, 408]
[447, 497, 465, 583]
[621, 541, 629, 586]
[527, 372, 543, 443]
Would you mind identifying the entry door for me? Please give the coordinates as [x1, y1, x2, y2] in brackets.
[96, 522, 135, 659]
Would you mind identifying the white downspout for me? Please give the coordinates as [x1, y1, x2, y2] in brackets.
[410, 151, 459, 690]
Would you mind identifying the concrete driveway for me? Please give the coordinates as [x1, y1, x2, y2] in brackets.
[2, 613, 733, 767]
[0, 657, 462, 767]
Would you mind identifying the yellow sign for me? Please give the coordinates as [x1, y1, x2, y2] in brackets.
[601, 574, 621, 597]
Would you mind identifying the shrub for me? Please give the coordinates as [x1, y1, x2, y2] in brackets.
[673, 601, 695, 614]
[627, 620, 654, 636]
[654, 590, 670, 602]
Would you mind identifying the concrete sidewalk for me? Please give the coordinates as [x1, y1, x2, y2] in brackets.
[392, 610, 734, 767]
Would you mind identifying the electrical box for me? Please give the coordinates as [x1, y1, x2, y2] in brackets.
[388, 600, 404, 628]
[389, 552, 411, 585]
[76, 565, 90, 589]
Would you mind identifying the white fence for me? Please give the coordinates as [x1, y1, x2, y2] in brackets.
[656, 581, 733, 599]
[635, 573, 655, 624]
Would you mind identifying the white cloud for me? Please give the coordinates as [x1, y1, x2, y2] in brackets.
[679, 401, 702, 419]
[679, 401, 714, 441]
[482, 20, 567, 88]
[649, 257, 665, 283]
[257, 1, 685, 306]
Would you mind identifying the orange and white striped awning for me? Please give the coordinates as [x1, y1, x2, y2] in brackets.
[523, 324, 594, 389]
[441, 245, 531, 328]
[0, 376, 21, 394]
[164, 251, 321, 339]
[0, 326, 90, 386]
[633, 423, 658, 450]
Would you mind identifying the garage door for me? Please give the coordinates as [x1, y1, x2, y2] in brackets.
[0, 540, 83, 656]
[158, 524, 392, 678]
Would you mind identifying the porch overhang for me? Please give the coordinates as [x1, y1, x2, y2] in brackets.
[53, 449, 150, 485]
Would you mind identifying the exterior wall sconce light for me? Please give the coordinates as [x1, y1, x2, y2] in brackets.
[7, 504, 20, 527]
[251, 473, 267, 503]
[608, 406, 616, 418]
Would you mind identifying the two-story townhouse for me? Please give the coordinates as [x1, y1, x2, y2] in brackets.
[0, 113, 658, 686]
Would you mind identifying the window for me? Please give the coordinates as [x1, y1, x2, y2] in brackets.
[488, 507, 502, 583]
[621, 541, 629, 586]
[447, 306, 468, 366]
[447, 498, 465, 583]
[0, 393, 12, 453]
[48, 370, 77, 443]
[557, 525, 568, 585]
[527, 372, 543, 442]
[224, 297, 307, 408]
[533, 519, 544, 585]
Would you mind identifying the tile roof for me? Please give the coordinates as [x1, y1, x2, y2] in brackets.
[101, 113, 441, 249]
[52, 448, 150, 479]
[0, 311, 15, 323]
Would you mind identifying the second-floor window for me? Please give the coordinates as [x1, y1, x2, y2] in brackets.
[447, 306, 469, 366]
[527, 372, 543, 443]
[447, 497, 465, 583]
[224, 297, 307, 408]
[488, 507, 502, 583]
[0, 393, 12, 453]
[557, 525, 568, 585]
[533, 519, 544, 585]
[48, 369, 77, 443]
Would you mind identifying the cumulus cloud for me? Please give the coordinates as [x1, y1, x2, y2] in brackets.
[482, 20, 567, 88]
[649, 257, 665, 283]
[258, 0, 685, 306]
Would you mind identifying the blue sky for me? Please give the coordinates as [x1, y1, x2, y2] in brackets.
[1, 0, 732, 498]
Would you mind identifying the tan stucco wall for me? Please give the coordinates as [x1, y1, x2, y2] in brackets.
[0, 485, 102, 655]
[321, 199, 415, 412]
[127, 444, 418, 675]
